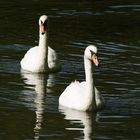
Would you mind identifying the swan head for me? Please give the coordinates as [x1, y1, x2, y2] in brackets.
[85, 45, 100, 66]
[39, 15, 48, 35]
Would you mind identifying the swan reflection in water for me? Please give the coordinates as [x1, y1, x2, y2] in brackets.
[59, 106, 98, 140]
[21, 73, 55, 140]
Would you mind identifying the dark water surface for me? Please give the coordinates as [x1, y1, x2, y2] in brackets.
[0, 0, 140, 140]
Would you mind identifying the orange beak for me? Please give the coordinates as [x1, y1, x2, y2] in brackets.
[40, 24, 46, 35]
[92, 54, 100, 67]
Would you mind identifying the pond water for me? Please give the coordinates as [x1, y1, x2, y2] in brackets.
[0, 0, 140, 140]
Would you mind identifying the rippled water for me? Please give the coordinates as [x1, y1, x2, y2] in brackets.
[0, 0, 140, 140]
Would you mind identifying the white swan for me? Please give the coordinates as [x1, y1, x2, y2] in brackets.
[20, 15, 61, 73]
[59, 45, 105, 111]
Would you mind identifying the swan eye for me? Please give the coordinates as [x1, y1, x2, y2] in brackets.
[90, 50, 98, 57]
[44, 20, 48, 26]
[41, 20, 43, 24]
[40, 20, 47, 26]
[90, 50, 95, 58]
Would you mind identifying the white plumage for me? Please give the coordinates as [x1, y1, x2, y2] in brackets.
[20, 15, 61, 73]
[59, 45, 105, 111]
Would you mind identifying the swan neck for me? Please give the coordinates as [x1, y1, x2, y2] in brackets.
[84, 56, 96, 110]
[84, 57, 93, 84]
[38, 32, 48, 71]
[39, 32, 47, 49]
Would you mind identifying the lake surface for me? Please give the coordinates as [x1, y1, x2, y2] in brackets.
[0, 0, 140, 140]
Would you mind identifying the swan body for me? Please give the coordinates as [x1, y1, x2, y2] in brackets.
[59, 45, 105, 111]
[20, 15, 61, 73]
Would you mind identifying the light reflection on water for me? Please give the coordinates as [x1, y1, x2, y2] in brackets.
[0, 39, 140, 139]
[0, 0, 140, 139]
[21, 73, 46, 140]
[59, 107, 96, 140]
[21, 72, 59, 140]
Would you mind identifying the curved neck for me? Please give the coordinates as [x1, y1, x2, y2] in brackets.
[84, 56, 96, 111]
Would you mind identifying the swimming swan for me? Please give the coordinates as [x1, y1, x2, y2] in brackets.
[20, 15, 61, 73]
[59, 45, 105, 111]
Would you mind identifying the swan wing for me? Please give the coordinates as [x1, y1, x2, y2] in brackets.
[48, 46, 61, 71]
[94, 87, 105, 109]
[21, 46, 61, 72]
[82, 82, 105, 109]
[59, 81, 105, 110]
[20, 46, 41, 72]
[59, 81, 87, 110]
